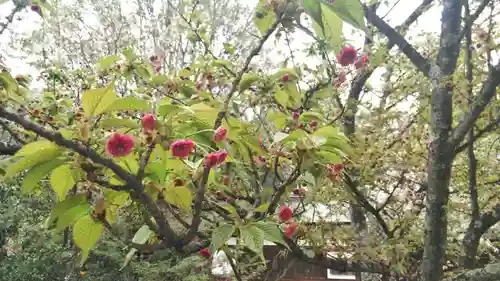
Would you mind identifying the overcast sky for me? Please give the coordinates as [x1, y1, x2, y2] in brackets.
[0, 0, 443, 92]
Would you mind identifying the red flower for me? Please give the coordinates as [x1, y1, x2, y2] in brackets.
[141, 114, 156, 133]
[106, 133, 135, 157]
[328, 163, 345, 181]
[355, 55, 369, 69]
[204, 153, 219, 168]
[333, 71, 346, 88]
[204, 150, 228, 168]
[337, 46, 358, 66]
[170, 139, 196, 158]
[282, 74, 289, 82]
[213, 127, 227, 142]
[279, 206, 293, 222]
[284, 221, 297, 239]
[292, 111, 300, 121]
[329, 163, 344, 175]
[199, 248, 211, 258]
[216, 150, 228, 163]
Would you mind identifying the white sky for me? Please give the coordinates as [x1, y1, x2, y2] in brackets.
[0, 0, 443, 88]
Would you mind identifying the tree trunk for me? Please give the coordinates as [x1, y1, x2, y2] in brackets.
[421, 1, 463, 281]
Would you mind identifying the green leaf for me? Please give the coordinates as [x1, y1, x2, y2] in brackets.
[312, 126, 353, 154]
[303, 0, 322, 26]
[321, 0, 365, 31]
[239, 73, 260, 92]
[314, 150, 342, 164]
[118, 156, 139, 174]
[22, 159, 65, 194]
[190, 103, 220, 125]
[73, 215, 104, 265]
[313, 3, 343, 53]
[46, 194, 90, 229]
[254, 221, 290, 249]
[100, 118, 140, 130]
[81, 82, 119, 118]
[211, 224, 236, 252]
[16, 140, 57, 156]
[240, 225, 266, 263]
[0, 71, 18, 93]
[50, 164, 76, 201]
[5, 144, 60, 178]
[106, 96, 151, 112]
[268, 111, 289, 130]
[55, 201, 91, 231]
[253, 0, 276, 34]
[97, 55, 120, 69]
[179, 85, 197, 98]
[299, 111, 325, 121]
[163, 186, 193, 212]
[214, 59, 234, 68]
[255, 203, 270, 213]
[132, 225, 154, 244]
[158, 102, 184, 117]
[283, 83, 301, 109]
[272, 68, 300, 80]
[275, 90, 289, 108]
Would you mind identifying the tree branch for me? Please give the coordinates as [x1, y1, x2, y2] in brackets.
[286, 239, 388, 274]
[0, 5, 22, 36]
[363, 4, 431, 76]
[187, 18, 281, 241]
[456, 0, 493, 45]
[451, 64, 500, 148]
[454, 115, 500, 155]
[0, 142, 21, 155]
[444, 262, 500, 281]
[0, 106, 179, 243]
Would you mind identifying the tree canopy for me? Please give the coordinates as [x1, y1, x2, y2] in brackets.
[0, 0, 498, 281]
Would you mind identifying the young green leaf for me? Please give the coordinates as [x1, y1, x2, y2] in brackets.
[46, 194, 90, 231]
[81, 82, 119, 118]
[240, 225, 266, 263]
[100, 118, 140, 130]
[312, 3, 343, 53]
[22, 159, 65, 194]
[73, 215, 104, 266]
[106, 96, 151, 112]
[96, 55, 120, 69]
[5, 145, 60, 179]
[211, 224, 236, 252]
[321, 0, 366, 31]
[239, 73, 260, 92]
[50, 164, 76, 201]
[162, 186, 193, 212]
[253, 0, 276, 34]
[253, 221, 290, 250]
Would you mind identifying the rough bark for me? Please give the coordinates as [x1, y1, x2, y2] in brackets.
[444, 263, 500, 281]
[421, 1, 463, 281]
